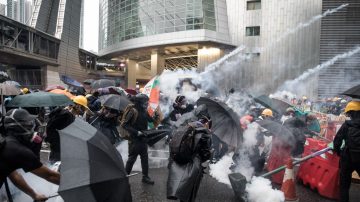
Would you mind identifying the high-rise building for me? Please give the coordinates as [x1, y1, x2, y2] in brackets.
[6, 0, 32, 24]
[0, 3, 6, 16]
[318, 0, 360, 98]
[98, 0, 322, 91]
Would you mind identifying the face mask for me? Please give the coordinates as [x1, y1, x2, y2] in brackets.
[180, 104, 187, 109]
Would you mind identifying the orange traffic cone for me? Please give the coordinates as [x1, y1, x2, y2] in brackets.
[281, 158, 299, 202]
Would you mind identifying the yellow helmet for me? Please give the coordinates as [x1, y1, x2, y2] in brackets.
[72, 95, 89, 109]
[345, 101, 360, 113]
[22, 88, 29, 94]
[261, 108, 273, 117]
[302, 96, 307, 100]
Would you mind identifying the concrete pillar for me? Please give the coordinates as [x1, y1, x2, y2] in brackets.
[197, 47, 223, 71]
[150, 50, 165, 77]
[126, 59, 137, 88]
[45, 65, 64, 87]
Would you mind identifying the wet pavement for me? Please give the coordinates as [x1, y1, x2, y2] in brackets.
[129, 167, 360, 202]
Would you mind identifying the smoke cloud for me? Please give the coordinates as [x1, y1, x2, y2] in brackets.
[246, 177, 285, 202]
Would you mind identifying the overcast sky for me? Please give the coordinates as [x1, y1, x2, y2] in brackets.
[0, 0, 99, 53]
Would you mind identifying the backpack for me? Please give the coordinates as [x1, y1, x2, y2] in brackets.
[119, 104, 138, 140]
[169, 124, 200, 165]
[347, 124, 360, 163]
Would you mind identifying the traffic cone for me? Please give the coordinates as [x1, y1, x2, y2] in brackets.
[281, 158, 299, 202]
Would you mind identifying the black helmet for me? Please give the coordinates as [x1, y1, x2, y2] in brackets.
[4, 109, 37, 131]
[132, 93, 149, 103]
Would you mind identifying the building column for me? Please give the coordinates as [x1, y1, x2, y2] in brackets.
[45, 65, 64, 87]
[150, 50, 165, 77]
[126, 59, 137, 88]
[197, 47, 223, 71]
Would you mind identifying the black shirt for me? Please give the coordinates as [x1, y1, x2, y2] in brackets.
[0, 136, 42, 188]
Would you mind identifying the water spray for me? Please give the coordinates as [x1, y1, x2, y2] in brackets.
[279, 46, 360, 92]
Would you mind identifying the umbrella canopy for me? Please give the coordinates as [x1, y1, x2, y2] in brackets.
[60, 75, 84, 87]
[49, 89, 75, 99]
[125, 88, 137, 96]
[45, 85, 65, 92]
[143, 76, 160, 116]
[83, 79, 95, 85]
[91, 79, 116, 90]
[143, 128, 172, 146]
[97, 86, 127, 96]
[6, 92, 73, 107]
[99, 94, 131, 111]
[197, 97, 243, 149]
[254, 95, 293, 115]
[58, 118, 132, 202]
[342, 84, 360, 99]
[257, 119, 295, 145]
[0, 81, 21, 95]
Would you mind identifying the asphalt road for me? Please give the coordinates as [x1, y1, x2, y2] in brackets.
[129, 167, 360, 202]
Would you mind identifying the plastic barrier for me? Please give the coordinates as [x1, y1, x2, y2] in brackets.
[297, 138, 340, 200]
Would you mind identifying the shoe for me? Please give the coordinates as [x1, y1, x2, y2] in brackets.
[142, 176, 155, 185]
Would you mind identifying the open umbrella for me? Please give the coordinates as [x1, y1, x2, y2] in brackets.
[6, 92, 73, 107]
[99, 94, 131, 111]
[143, 76, 160, 116]
[254, 95, 293, 115]
[49, 89, 75, 99]
[97, 86, 127, 96]
[0, 81, 21, 95]
[83, 79, 95, 85]
[60, 75, 84, 88]
[197, 97, 243, 149]
[342, 84, 360, 99]
[58, 118, 132, 202]
[257, 119, 295, 145]
[91, 79, 115, 90]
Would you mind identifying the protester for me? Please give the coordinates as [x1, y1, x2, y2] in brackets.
[45, 107, 75, 163]
[333, 101, 360, 202]
[169, 95, 194, 121]
[259, 108, 274, 120]
[86, 91, 101, 112]
[122, 94, 160, 185]
[0, 109, 60, 201]
[89, 102, 122, 145]
[66, 95, 92, 121]
[167, 104, 212, 202]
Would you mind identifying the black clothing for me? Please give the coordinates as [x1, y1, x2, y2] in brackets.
[89, 114, 120, 145]
[124, 106, 154, 177]
[45, 108, 75, 162]
[283, 117, 306, 156]
[125, 141, 149, 176]
[0, 136, 42, 188]
[169, 104, 194, 122]
[333, 119, 360, 202]
[167, 121, 212, 202]
[87, 95, 101, 112]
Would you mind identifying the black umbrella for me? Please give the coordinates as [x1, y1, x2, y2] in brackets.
[84, 79, 95, 85]
[100, 94, 131, 111]
[143, 128, 172, 146]
[257, 119, 295, 145]
[197, 97, 243, 149]
[58, 118, 132, 202]
[342, 84, 360, 99]
[254, 95, 293, 115]
[7, 92, 73, 107]
[91, 79, 116, 90]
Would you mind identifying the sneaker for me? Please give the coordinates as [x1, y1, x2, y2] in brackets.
[142, 176, 155, 185]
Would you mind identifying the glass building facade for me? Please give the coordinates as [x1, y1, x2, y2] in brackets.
[99, 0, 216, 50]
